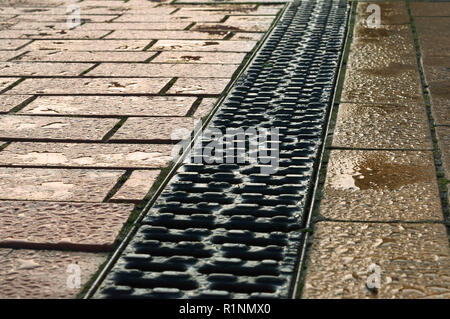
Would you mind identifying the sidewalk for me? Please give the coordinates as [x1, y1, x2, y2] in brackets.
[302, 1, 449, 298]
[0, 0, 284, 298]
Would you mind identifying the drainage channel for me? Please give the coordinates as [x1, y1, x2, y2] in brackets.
[91, 0, 349, 299]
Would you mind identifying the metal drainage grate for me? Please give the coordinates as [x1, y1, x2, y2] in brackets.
[95, 0, 349, 299]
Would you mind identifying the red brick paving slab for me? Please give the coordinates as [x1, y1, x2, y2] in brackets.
[152, 51, 246, 64]
[26, 39, 152, 51]
[0, 248, 107, 298]
[112, 170, 160, 202]
[193, 97, 218, 120]
[0, 115, 118, 141]
[80, 22, 191, 30]
[106, 30, 229, 40]
[6, 78, 169, 95]
[151, 40, 257, 52]
[0, 142, 174, 168]
[0, 77, 20, 92]
[88, 63, 239, 78]
[411, 2, 450, 17]
[111, 116, 196, 142]
[0, 62, 94, 76]
[0, 201, 134, 250]
[167, 78, 230, 95]
[0, 167, 124, 202]
[20, 95, 195, 116]
[0, 39, 30, 50]
[0, 95, 31, 113]
[15, 50, 155, 62]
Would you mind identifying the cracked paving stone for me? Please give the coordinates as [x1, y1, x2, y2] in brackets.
[111, 170, 160, 202]
[0, 115, 118, 141]
[0, 95, 31, 113]
[167, 78, 230, 95]
[0, 248, 107, 298]
[0, 39, 31, 50]
[0, 142, 174, 168]
[110, 117, 196, 142]
[19, 96, 196, 116]
[0, 167, 124, 202]
[319, 150, 443, 222]
[0, 201, 134, 250]
[411, 2, 450, 17]
[0, 77, 20, 92]
[436, 126, 450, 179]
[150, 40, 257, 52]
[0, 62, 95, 76]
[302, 222, 450, 299]
[88, 63, 239, 78]
[25, 39, 152, 51]
[152, 51, 247, 64]
[5, 78, 170, 95]
[356, 2, 410, 25]
[332, 102, 432, 150]
[14, 50, 156, 62]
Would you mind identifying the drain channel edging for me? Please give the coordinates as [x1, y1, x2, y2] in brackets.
[91, 0, 349, 299]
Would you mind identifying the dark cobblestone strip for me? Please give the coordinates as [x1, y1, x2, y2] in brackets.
[92, 0, 349, 299]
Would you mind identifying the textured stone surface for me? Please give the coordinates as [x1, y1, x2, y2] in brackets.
[151, 40, 257, 52]
[111, 117, 196, 142]
[0, 142, 174, 168]
[152, 51, 247, 64]
[302, 222, 450, 299]
[0, 115, 118, 141]
[0, 39, 30, 50]
[194, 16, 274, 32]
[106, 30, 229, 40]
[6, 78, 169, 95]
[112, 170, 160, 202]
[80, 22, 191, 30]
[0, 77, 19, 92]
[356, 2, 410, 25]
[422, 56, 450, 126]
[0, 201, 134, 250]
[0, 51, 23, 61]
[411, 2, 450, 17]
[319, 150, 443, 222]
[168, 78, 230, 95]
[0, 168, 124, 202]
[88, 63, 239, 78]
[26, 39, 152, 51]
[415, 17, 450, 57]
[0, 95, 31, 113]
[15, 50, 155, 62]
[20, 96, 196, 116]
[0, 29, 109, 40]
[0, 248, 106, 299]
[193, 98, 218, 120]
[341, 67, 423, 104]
[436, 126, 450, 179]
[332, 102, 432, 150]
[0, 62, 93, 76]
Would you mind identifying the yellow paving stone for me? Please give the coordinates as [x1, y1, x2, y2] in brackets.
[302, 222, 450, 299]
[319, 150, 443, 222]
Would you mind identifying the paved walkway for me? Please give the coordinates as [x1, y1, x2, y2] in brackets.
[302, 1, 450, 298]
[0, 0, 284, 298]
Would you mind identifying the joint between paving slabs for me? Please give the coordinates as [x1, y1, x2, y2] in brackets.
[142, 40, 157, 51]
[101, 117, 127, 142]
[158, 77, 178, 95]
[7, 95, 38, 114]
[79, 62, 101, 76]
[0, 77, 25, 94]
[103, 169, 133, 202]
